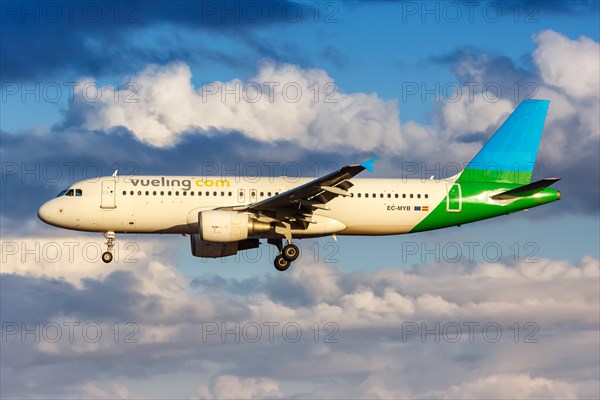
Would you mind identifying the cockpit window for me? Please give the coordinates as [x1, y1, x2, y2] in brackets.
[57, 188, 82, 197]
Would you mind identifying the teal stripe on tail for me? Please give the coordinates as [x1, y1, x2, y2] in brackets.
[458, 100, 550, 184]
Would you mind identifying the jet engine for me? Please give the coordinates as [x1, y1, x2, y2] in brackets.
[190, 234, 260, 258]
[198, 210, 270, 242]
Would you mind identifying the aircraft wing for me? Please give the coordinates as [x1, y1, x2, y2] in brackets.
[222, 158, 376, 225]
[251, 158, 375, 212]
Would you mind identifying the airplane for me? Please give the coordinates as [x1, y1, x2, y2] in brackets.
[38, 100, 561, 271]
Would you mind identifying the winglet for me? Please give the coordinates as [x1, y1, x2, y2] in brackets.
[361, 158, 377, 173]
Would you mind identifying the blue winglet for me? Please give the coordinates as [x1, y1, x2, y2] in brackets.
[361, 157, 377, 173]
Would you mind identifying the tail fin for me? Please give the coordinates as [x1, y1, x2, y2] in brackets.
[458, 100, 550, 184]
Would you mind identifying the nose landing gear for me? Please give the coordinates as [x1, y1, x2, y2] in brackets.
[102, 231, 115, 263]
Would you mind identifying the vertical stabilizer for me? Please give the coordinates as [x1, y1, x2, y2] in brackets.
[458, 100, 550, 184]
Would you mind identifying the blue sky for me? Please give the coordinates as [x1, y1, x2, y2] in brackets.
[1, 1, 599, 398]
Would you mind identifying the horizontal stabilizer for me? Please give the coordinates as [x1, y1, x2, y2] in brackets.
[491, 178, 560, 200]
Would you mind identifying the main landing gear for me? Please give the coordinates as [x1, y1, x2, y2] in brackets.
[269, 238, 300, 272]
[102, 231, 115, 263]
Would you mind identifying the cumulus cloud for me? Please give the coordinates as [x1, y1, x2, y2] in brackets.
[437, 30, 599, 170]
[533, 30, 600, 100]
[2, 28, 599, 397]
[71, 61, 404, 153]
[1, 231, 598, 398]
[197, 375, 283, 399]
[58, 29, 599, 188]
[440, 373, 579, 399]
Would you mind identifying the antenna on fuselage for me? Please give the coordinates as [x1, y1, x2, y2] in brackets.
[112, 170, 118, 177]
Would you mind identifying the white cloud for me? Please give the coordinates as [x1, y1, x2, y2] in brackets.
[533, 30, 600, 100]
[197, 375, 283, 399]
[64, 30, 599, 179]
[4, 29, 600, 400]
[2, 232, 598, 398]
[76, 61, 404, 153]
[432, 30, 599, 168]
[80, 383, 131, 399]
[440, 373, 579, 399]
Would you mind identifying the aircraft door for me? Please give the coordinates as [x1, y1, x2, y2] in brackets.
[237, 188, 245, 203]
[446, 183, 462, 212]
[249, 189, 257, 203]
[101, 180, 117, 209]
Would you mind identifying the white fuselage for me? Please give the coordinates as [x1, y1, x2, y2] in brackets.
[38, 176, 452, 236]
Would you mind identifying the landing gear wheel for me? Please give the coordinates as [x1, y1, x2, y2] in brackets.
[282, 243, 300, 262]
[102, 231, 116, 264]
[274, 254, 291, 271]
[102, 251, 113, 263]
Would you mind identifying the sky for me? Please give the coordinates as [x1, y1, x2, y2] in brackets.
[1, 0, 599, 398]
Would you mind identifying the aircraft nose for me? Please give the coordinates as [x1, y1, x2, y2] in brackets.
[37, 202, 52, 223]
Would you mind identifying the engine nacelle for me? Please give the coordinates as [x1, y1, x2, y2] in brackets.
[190, 234, 259, 258]
[199, 210, 270, 242]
